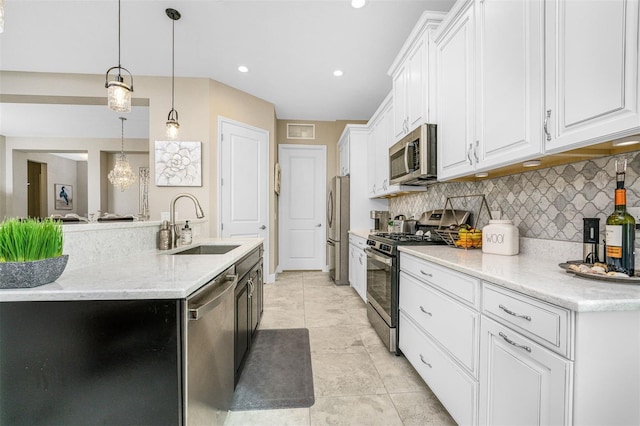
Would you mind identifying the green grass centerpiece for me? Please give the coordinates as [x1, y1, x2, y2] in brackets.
[0, 218, 68, 289]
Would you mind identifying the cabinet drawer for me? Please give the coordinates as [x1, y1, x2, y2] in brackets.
[400, 312, 478, 426]
[400, 271, 480, 376]
[400, 252, 480, 307]
[482, 283, 572, 357]
[348, 234, 367, 249]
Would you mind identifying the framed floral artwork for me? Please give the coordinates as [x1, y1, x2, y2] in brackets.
[155, 141, 202, 187]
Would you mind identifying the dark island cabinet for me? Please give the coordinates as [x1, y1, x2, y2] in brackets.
[0, 299, 183, 426]
[234, 245, 264, 384]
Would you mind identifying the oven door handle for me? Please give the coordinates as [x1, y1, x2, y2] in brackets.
[365, 248, 392, 266]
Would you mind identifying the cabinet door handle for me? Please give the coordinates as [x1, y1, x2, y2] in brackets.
[419, 354, 432, 368]
[544, 109, 552, 141]
[420, 270, 433, 277]
[358, 256, 363, 265]
[467, 144, 473, 165]
[499, 332, 532, 353]
[473, 140, 479, 162]
[419, 306, 432, 316]
[499, 304, 532, 321]
[248, 278, 255, 297]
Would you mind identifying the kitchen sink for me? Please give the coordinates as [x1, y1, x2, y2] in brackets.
[172, 245, 240, 255]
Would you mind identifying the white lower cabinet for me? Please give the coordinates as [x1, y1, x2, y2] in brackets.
[400, 312, 478, 425]
[348, 234, 367, 303]
[479, 316, 573, 426]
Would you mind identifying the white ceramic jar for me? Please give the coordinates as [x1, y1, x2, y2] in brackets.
[482, 219, 519, 255]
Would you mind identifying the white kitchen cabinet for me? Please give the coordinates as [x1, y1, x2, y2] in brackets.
[435, 0, 476, 180]
[338, 133, 350, 176]
[339, 125, 387, 231]
[436, 0, 545, 180]
[479, 316, 573, 426]
[389, 12, 445, 141]
[348, 234, 367, 303]
[475, 0, 545, 171]
[545, 0, 640, 152]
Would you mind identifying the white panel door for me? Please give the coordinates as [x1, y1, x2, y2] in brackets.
[219, 119, 269, 267]
[278, 144, 326, 271]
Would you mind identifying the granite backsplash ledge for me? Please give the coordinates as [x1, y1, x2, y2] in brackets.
[390, 150, 640, 243]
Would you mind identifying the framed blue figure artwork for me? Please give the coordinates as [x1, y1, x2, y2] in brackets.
[54, 184, 73, 210]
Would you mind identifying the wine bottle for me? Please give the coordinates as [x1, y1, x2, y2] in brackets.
[605, 159, 635, 276]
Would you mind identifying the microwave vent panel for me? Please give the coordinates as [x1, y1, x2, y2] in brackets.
[287, 124, 315, 140]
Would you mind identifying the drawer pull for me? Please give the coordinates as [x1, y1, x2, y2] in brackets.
[420, 270, 433, 278]
[419, 354, 432, 368]
[419, 306, 433, 316]
[499, 332, 532, 353]
[499, 304, 532, 321]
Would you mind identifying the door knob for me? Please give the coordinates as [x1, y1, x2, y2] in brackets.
[315, 224, 322, 227]
[259, 225, 266, 230]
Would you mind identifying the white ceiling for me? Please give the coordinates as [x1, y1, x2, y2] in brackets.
[0, 0, 455, 122]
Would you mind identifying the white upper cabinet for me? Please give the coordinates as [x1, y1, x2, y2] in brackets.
[436, 0, 545, 181]
[435, 0, 476, 180]
[476, 0, 545, 171]
[389, 11, 446, 141]
[545, 0, 640, 152]
[338, 133, 350, 176]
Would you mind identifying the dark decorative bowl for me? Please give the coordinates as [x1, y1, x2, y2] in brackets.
[0, 255, 69, 289]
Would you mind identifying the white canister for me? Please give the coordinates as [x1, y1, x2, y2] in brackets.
[482, 220, 519, 256]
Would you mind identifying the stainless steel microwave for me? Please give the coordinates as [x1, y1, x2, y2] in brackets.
[389, 123, 437, 185]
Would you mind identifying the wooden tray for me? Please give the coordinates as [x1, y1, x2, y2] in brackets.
[558, 262, 640, 284]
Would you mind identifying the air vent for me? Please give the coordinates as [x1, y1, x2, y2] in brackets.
[287, 123, 315, 140]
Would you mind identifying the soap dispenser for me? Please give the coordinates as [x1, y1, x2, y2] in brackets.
[180, 220, 193, 245]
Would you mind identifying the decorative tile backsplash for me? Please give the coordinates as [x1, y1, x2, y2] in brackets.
[390, 151, 640, 243]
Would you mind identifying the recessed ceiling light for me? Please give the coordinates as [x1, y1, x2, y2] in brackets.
[333, 70, 344, 77]
[238, 65, 249, 73]
[475, 172, 489, 178]
[523, 160, 542, 167]
[612, 136, 640, 147]
[351, 0, 366, 8]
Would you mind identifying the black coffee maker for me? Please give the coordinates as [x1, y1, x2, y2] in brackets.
[583, 218, 600, 263]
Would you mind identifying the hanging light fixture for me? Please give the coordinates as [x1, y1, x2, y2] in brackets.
[165, 8, 181, 139]
[0, 0, 5, 34]
[108, 117, 137, 191]
[105, 0, 134, 113]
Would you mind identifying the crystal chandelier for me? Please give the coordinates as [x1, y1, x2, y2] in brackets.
[105, 0, 134, 113]
[108, 117, 136, 191]
[166, 8, 181, 139]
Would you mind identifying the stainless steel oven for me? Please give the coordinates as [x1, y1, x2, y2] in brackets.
[365, 247, 396, 351]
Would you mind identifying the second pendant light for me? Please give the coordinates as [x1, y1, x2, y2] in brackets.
[166, 8, 181, 139]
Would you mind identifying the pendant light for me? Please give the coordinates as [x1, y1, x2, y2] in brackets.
[105, 0, 134, 113]
[166, 8, 181, 139]
[108, 117, 137, 191]
[0, 0, 5, 34]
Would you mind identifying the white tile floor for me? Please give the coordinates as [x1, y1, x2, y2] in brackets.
[224, 271, 456, 426]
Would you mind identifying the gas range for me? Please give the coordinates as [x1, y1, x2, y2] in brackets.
[366, 232, 445, 256]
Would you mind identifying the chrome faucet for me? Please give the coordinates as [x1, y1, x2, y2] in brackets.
[170, 193, 205, 248]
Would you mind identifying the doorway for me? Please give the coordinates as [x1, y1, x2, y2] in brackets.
[218, 118, 270, 280]
[278, 144, 327, 271]
[27, 161, 47, 218]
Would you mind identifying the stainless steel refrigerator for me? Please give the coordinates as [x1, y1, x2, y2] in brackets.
[327, 175, 350, 285]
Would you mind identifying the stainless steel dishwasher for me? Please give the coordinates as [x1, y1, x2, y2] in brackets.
[185, 265, 237, 425]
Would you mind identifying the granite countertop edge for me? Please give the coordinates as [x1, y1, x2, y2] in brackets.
[398, 245, 640, 313]
[0, 238, 264, 302]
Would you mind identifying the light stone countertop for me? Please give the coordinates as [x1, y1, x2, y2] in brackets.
[0, 238, 263, 302]
[398, 245, 640, 312]
[348, 230, 370, 240]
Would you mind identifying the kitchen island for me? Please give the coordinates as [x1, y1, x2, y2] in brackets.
[397, 245, 640, 425]
[0, 238, 263, 426]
